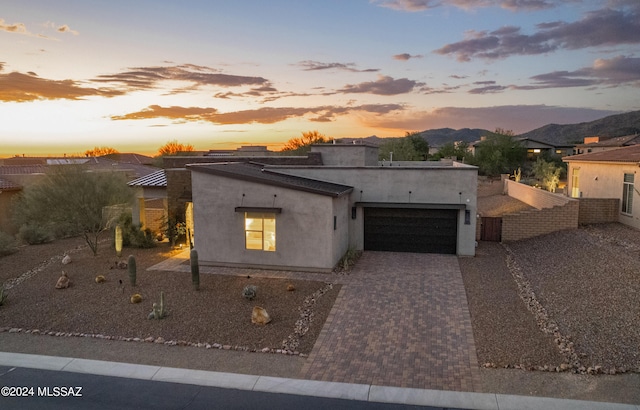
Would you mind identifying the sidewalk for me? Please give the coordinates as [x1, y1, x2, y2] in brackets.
[0, 352, 636, 410]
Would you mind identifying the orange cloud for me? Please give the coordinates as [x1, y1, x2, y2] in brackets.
[0, 71, 123, 102]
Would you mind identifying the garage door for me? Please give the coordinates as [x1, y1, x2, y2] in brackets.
[364, 208, 458, 254]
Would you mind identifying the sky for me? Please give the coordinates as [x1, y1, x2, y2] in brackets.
[1, 0, 639, 157]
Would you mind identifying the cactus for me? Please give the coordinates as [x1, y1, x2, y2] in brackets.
[190, 249, 200, 291]
[128, 254, 137, 286]
[115, 224, 123, 257]
[0, 286, 7, 306]
[148, 291, 167, 319]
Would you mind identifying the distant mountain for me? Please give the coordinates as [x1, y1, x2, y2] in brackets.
[519, 110, 640, 146]
[343, 110, 640, 148]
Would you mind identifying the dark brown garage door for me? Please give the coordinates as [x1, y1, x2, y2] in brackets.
[364, 208, 458, 254]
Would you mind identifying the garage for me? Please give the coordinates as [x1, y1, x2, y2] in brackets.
[364, 207, 459, 254]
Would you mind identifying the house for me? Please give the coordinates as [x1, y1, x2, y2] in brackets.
[470, 136, 572, 159]
[564, 144, 640, 230]
[188, 143, 478, 272]
[573, 134, 640, 155]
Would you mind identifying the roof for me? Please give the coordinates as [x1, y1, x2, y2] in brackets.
[564, 144, 640, 163]
[0, 176, 22, 190]
[189, 162, 353, 197]
[0, 164, 48, 175]
[128, 169, 167, 187]
[575, 134, 640, 148]
[100, 153, 155, 165]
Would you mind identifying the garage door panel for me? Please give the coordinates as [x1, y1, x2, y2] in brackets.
[364, 208, 458, 254]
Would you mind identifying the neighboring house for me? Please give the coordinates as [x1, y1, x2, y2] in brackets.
[188, 143, 478, 272]
[564, 144, 640, 230]
[0, 177, 22, 234]
[574, 134, 640, 155]
[127, 169, 168, 237]
[469, 136, 571, 159]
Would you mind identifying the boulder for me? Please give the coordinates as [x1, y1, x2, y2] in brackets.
[61, 254, 72, 265]
[55, 271, 70, 289]
[251, 306, 271, 325]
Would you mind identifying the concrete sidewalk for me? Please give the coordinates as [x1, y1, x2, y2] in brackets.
[0, 352, 636, 410]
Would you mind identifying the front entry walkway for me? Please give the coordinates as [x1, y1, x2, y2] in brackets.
[300, 251, 480, 391]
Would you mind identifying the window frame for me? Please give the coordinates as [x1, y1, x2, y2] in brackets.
[622, 173, 634, 215]
[244, 212, 276, 252]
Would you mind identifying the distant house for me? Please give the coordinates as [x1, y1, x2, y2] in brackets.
[573, 134, 640, 155]
[188, 143, 478, 272]
[564, 144, 640, 230]
[469, 136, 572, 159]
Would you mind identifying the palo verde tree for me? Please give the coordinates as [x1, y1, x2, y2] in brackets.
[84, 146, 119, 157]
[471, 129, 526, 176]
[378, 132, 429, 161]
[157, 140, 195, 156]
[12, 165, 133, 256]
[280, 130, 332, 155]
[430, 141, 471, 162]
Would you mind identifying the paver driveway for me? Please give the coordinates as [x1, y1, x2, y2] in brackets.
[300, 251, 480, 391]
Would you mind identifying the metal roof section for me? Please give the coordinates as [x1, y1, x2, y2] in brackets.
[0, 165, 48, 175]
[564, 144, 640, 163]
[189, 162, 353, 197]
[127, 169, 167, 187]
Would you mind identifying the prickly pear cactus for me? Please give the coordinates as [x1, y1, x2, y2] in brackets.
[128, 255, 137, 286]
[190, 249, 200, 291]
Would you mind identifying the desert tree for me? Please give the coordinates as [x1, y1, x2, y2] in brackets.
[84, 146, 119, 157]
[280, 131, 332, 155]
[12, 165, 133, 255]
[532, 157, 563, 192]
[471, 129, 526, 176]
[378, 132, 429, 161]
[157, 140, 195, 156]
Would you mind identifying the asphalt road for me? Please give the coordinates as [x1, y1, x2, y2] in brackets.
[0, 366, 458, 410]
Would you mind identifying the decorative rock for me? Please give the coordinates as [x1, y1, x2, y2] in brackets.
[262, 347, 270, 353]
[61, 254, 72, 265]
[243, 285, 257, 300]
[251, 306, 271, 325]
[55, 271, 70, 289]
[287, 284, 295, 291]
[130, 293, 143, 303]
[154, 337, 165, 344]
[95, 275, 106, 283]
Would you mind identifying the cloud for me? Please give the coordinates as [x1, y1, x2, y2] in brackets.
[514, 55, 640, 89]
[0, 70, 123, 102]
[93, 65, 270, 91]
[435, 6, 640, 61]
[339, 75, 422, 95]
[297, 60, 379, 72]
[393, 53, 424, 61]
[372, 0, 556, 12]
[56, 24, 79, 35]
[366, 105, 619, 134]
[111, 104, 404, 125]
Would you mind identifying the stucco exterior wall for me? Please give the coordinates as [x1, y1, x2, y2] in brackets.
[273, 165, 478, 256]
[505, 179, 571, 209]
[310, 144, 378, 166]
[191, 171, 348, 272]
[566, 162, 640, 230]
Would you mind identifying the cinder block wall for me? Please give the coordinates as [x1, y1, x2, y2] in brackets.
[501, 180, 579, 242]
[578, 198, 620, 224]
[502, 201, 579, 242]
[505, 179, 570, 209]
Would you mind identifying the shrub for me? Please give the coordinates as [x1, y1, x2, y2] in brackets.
[115, 214, 156, 249]
[18, 224, 53, 245]
[0, 231, 17, 256]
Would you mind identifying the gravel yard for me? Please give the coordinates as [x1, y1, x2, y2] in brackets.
[0, 237, 339, 355]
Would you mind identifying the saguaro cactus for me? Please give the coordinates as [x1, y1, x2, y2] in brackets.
[128, 255, 137, 286]
[190, 249, 200, 291]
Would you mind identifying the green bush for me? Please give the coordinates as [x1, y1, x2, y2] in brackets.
[0, 231, 17, 256]
[115, 214, 155, 249]
[18, 224, 53, 245]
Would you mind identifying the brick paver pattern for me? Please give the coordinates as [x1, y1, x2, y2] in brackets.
[300, 251, 480, 391]
[152, 250, 480, 391]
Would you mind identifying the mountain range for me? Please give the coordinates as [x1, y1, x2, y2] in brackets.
[345, 110, 640, 148]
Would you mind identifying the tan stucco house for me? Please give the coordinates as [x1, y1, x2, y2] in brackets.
[564, 144, 640, 230]
[188, 143, 478, 272]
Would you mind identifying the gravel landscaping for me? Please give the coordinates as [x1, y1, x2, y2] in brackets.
[0, 237, 340, 355]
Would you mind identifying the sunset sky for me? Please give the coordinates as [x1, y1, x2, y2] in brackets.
[1, 0, 639, 157]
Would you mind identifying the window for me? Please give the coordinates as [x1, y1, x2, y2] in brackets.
[571, 168, 580, 198]
[622, 173, 634, 215]
[244, 213, 276, 251]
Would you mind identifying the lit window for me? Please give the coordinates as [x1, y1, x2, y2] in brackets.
[622, 173, 634, 215]
[555, 149, 562, 154]
[244, 213, 276, 251]
[533, 149, 541, 153]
